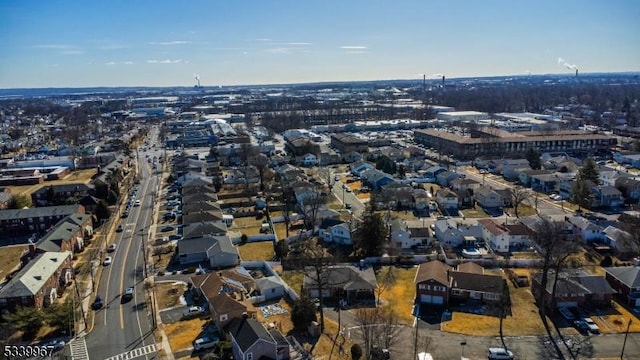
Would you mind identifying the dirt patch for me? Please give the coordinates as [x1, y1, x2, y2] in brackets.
[237, 241, 274, 261]
[156, 282, 187, 309]
[280, 270, 304, 295]
[591, 301, 640, 333]
[164, 318, 208, 352]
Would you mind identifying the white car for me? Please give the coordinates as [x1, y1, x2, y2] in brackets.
[102, 257, 112, 266]
[488, 347, 514, 360]
[183, 306, 205, 318]
[134, 200, 141, 207]
[193, 336, 219, 350]
[583, 317, 600, 334]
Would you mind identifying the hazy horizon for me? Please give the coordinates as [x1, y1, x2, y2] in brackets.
[1, 0, 639, 89]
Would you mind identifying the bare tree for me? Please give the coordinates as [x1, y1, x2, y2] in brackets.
[353, 307, 404, 359]
[299, 240, 338, 333]
[249, 153, 270, 191]
[531, 216, 581, 359]
[510, 186, 533, 218]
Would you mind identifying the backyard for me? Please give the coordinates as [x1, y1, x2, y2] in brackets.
[0, 245, 28, 279]
[376, 266, 417, 324]
[237, 241, 275, 261]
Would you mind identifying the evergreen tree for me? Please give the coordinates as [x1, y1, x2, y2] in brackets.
[353, 204, 388, 257]
[95, 200, 111, 223]
[290, 297, 317, 329]
[4, 307, 44, 339]
[570, 178, 594, 210]
[578, 157, 599, 184]
[525, 148, 542, 170]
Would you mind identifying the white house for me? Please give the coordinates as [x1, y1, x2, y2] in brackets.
[566, 216, 603, 243]
[436, 189, 459, 211]
[603, 226, 637, 255]
[319, 219, 352, 245]
[478, 219, 531, 253]
[390, 219, 427, 249]
[350, 161, 375, 177]
[502, 159, 531, 180]
[434, 219, 482, 247]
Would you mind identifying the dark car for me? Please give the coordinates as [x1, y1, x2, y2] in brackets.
[160, 226, 174, 232]
[91, 296, 104, 310]
[44, 339, 66, 351]
[116, 225, 123, 232]
[121, 212, 129, 218]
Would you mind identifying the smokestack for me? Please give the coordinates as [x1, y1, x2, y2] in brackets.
[422, 74, 426, 94]
[575, 69, 578, 78]
[442, 75, 445, 87]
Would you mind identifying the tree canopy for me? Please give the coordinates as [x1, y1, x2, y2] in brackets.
[353, 204, 388, 257]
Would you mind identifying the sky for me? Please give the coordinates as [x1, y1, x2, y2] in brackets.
[0, 0, 639, 88]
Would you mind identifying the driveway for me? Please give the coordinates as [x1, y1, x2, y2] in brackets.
[160, 305, 189, 324]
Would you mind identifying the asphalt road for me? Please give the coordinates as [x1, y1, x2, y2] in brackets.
[318, 166, 366, 218]
[85, 127, 163, 360]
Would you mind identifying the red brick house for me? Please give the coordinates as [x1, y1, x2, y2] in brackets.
[0, 251, 73, 311]
[531, 270, 616, 309]
[414, 260, 452, 307]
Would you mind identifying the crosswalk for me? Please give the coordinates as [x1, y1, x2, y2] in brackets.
[104, 344, 157, 360]
[69, 337, 90, 360]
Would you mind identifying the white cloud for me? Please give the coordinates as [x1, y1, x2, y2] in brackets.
[146, 59, 183, 64]
[106, 61, 135, 66]
[123, 61, 134, 65]
[61, 50, 84, 55]
[149, 41, 191, 46]
[340, 45, 367, 50]
[33, 44, 74, 49]
[265, 47, 291, 54]
[285, 42, 312, 46]
[254, 38, 272, 42]
[106, 61, 116, 66]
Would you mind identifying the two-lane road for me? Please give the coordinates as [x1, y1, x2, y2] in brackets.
[85, 127, 162, 360]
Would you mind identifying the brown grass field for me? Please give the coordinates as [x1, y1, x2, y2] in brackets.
[376, 266, 417, 324]
[6, 168, 98, 196]
[155, 282, 187, 309]
[164, 318, 208, 352]
[237, 241, 275, 261]
[0, 245, 28, 279]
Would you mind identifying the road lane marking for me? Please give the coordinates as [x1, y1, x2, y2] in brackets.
[103, 344, 157, 360]
[69, 337, 90, 360]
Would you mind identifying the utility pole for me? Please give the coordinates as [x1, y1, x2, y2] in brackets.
[73, 273, 88, 334]
[621, 319, 632, 359]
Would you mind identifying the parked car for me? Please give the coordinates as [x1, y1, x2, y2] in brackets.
[103, 257, 112, 266]
[193, 336, 220, 351]
[558, 307, 575, 321]
[160, 226, 174, 232]
[487, 347, 514, 360]
[583, 317, 600, 334]
[134, 200, 141, 207]
[574, 319, 589, 333]
[107, 244, 117, 252]
[116, 225, 123, 232]
[44, 339, 66, 351]
[183, 306, 205, 318]
[91, 295, 104, 310]
[121, 212, 129, 218]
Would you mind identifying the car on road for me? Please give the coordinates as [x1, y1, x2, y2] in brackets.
[116, 225, 123, 232]
[91, 295, 104, 310]
[102, 257, 112, 266]
[121, 212, 129, 218]
[107, 244, 117, 252]
[487, 347, 513, 360]
[183, 306, 205, 318]
[44, 339, 66, 351]
[123, 287, 134, 300]
[583, 317, 600, 334]
[160, 226, 174, 232]
[134, 199, 141, 207]
[193, 336, 220, 350]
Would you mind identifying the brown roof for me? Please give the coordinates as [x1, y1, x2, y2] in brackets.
[450, 272, 505, 294]
[456, 262, 484, 274]
[415, 128, 615, 144]
[415, 260, 452, 286]
[478, 219, 506, 236]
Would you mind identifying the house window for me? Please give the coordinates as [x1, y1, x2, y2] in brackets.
[21, 296, 30, 305]
[0, 299, 6, 306]
[246, 353, 253, 360]
[220, 314, 228, 322]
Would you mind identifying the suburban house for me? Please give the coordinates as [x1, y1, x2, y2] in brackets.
[318, 219, 352, 246]
[478, 219, 531, 253]
[450, 178, 481, 193]
[531, 270, 616, 309]
[299, 153, 318, 167]
[424, 166, 447, 180]
[360, 169, 395, 190]
[303, 265, 377, 305]
[436, 171, 460, 187]
[182, 201, 223, 215]
[518, 169, 553, 187]
[390, 219, 426, 250]
[502, 159, 531, 180]
[602, 226, 637, 259]
[227, 316, 290, 360]
[343, 151, 364, 164]
[414, 260, 452, 307]
[182, 221, 228, 239]
[349, 161, 375, 177]
[604, 265, 640, 307]
[191, 272, 255, 330]
[474, 187, 503, 209]
[449, 264, 506, 303]
[434, 219, 482, 247]
[591, 185, 624, 208]
[436, 189, 459, 212]
[177, 235, 239, 268]
[31, 183, 94, 206]
[615, 177, 640, 200]
[0, 251, 72, 311]
[566, 216, 603, 243]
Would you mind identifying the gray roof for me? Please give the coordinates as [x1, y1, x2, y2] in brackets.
[0, 251, 71, 298]
[182, 211, 224, 225]
[182, 201, 222, 215]
[304, 265, 377, 291]
[205, 235, 238, 257]
[255, 276, 285, 292]
[182, 192, 218, 203]
[450, 272, 504, 294]
[604, 266, 640, 288]
[567, 216, 601, 232]
[0, 204, 82, 221]
[227, 317, 275, 352]
[182, 221, 228, 239]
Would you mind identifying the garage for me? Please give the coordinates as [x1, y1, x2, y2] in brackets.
[557, 301, 578, 308]
[420, 294, 444, 305]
